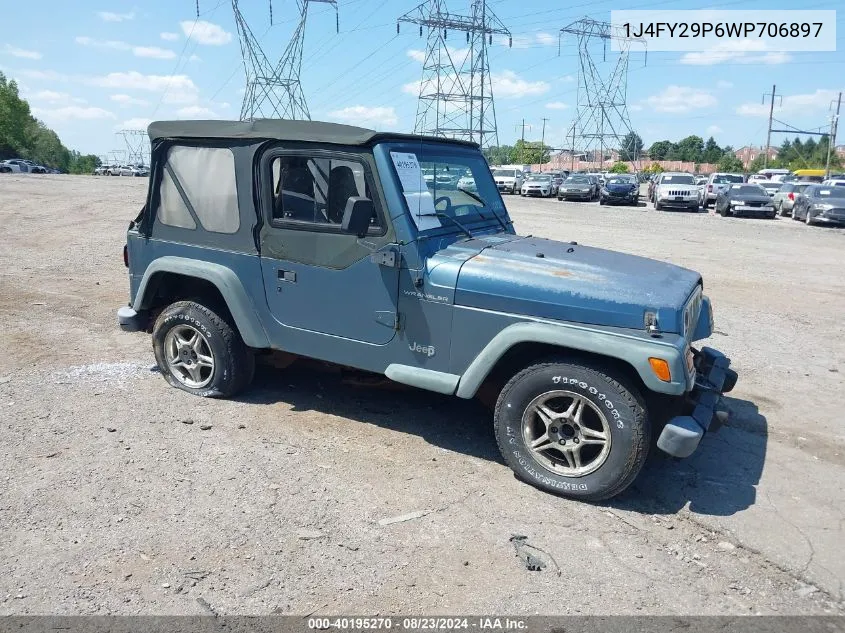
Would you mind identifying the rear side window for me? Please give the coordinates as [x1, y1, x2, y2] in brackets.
[157, 146, 239, 233]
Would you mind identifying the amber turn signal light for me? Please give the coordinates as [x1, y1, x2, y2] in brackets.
[648, 357, 672, 382]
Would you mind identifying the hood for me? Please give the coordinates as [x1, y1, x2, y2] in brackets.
[658, 183, 697, 192]
[733, 194, 772, 204]
[605, 182, 638, 191]
[448, 235, 700, 333]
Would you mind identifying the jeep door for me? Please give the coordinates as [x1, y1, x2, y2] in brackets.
[258, 148, 400, 345]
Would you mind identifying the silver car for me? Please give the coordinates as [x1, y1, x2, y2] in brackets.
[771, 181, 810, 217]
[701, 172, 745, 208]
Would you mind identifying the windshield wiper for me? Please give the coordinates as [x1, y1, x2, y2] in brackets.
[419, 212, 474, 239]
[457, 187, 510, 231]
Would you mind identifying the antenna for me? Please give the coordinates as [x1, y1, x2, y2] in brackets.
[231, 0, 338, 121]
[398, 0, 510, 148]
[560, 19, 645, 171]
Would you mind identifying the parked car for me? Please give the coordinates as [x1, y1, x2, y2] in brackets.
[94, 164, 113, 175]
[647, 174, 659, 201]
[821, 178, 845, 187]
[701, 173, 745, 208]
[118, 164, 150, 177]
[2, 159, 34, 173]
[549, 172, 567, 193]
[520, 173, 555, 198]
[456, 171, 477, 192]
[0, 160, 23, 173]
[715, 184, 776, 218]
[492, 168, 524, 194]
[557, 174, 597, 201]
[599, 174, 639, 206]
[117, 118, 735, 502]
[747, 174, 769, 184]
[791, 185, 845, 226]
[652, 173, 699, 211]
[772, 182, 810, 216]
[758, 181, 782, 198]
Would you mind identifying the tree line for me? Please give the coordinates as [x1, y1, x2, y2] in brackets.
[0, 72, 100, 174]
[483, 129, 840, 174]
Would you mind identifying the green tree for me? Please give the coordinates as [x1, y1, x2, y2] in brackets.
[647, 140, 674, 160]
[483, 145, 515, 166]
[68, 152, 101, 174]
[0, 72, 34, 157]
[676, 135, 704, 162]
[513, 139, 551, 164]
[609, 161, 630, 173]
[643, 163, 664, 174]
[717, 154, 744, 172]
[619, 131, 643, 162]
[702, 136, 722, 164]
[747, 154, 766, 173]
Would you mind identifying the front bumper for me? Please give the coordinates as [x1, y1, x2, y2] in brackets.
[656, 346, 737, 458]
[658, 196, 698, 208]
[117, 306, 148, 332]
[559, 190, 592, 199]
[496, 182, 517, 192]
[523, 188, 550, 197]
[602, 191, 638, 204]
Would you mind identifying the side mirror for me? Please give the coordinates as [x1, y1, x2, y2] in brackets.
[341, 197, 375, 238]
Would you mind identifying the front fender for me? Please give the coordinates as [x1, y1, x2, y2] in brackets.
[134, 256, 271, 348]
[455, 320, 692, 398]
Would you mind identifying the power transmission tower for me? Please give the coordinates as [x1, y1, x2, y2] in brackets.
[560, 19, 645, 171]
[232, 0, 338, 121]
[118, 129, 150, 165]
[762, 85, 782, 169]
[398, 0, 511, 148]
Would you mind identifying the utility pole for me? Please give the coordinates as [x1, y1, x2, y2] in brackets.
[516, 119, 529, 163]
[762, 85, 781, 169]
[825, 92, 842, 179]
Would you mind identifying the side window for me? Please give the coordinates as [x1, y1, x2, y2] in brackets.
[270, 155, 379, 230]
[156, 146, 239, 233]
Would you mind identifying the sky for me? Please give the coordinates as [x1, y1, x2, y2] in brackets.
[1, 0, 843, 159]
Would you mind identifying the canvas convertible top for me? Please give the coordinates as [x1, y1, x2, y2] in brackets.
[147, 119, 478, 148]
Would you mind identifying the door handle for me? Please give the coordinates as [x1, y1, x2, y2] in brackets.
[277, 269, 297, 283]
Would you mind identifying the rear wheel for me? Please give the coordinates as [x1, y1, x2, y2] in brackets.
[494, 360, 649, 501]
[152, 300, 254, 398]
[805, 209, 814, 226]
[654, 201, 662, 211]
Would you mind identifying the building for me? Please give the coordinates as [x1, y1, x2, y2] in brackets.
[734, 145, 779, 168]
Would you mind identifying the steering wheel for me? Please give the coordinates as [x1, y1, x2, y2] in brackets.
[434, 196, 452, 213]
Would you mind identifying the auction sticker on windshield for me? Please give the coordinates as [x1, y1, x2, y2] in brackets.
[390, 152, 440, 231]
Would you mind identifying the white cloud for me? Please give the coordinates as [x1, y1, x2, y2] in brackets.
[110, 94, 150, 107]
[29, 90, 86, 104]
[4, 45, 42, 60]
[680, 41, 790, 66]
[75, 36, 130, 50]
[407, 49, 426, 63]
[736, 89, 840, 117]
[189, 54, 202, 62]
[492, 70, 549, 99]
[181, 20, 232, 46]
[91, 72, 199, 104]
[133, 46, 177, 60]
[707, 125, 723, 134]
[402, 79, 423, 96]
[98, 11, 135, 22]
[176, 105, 218, 118]
[327, 105, 398, 128]
[32, 106, 115, 122]
[545, 102, 568, 110]
[536, 32, 557, 47]
[116, 118, 153, 131]
[160, 32, 180, 42]
[643, 85, 717, 113]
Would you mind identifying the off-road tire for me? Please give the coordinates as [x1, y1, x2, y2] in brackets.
[152, 300, 254, 398]
[493, 360, 649, 501]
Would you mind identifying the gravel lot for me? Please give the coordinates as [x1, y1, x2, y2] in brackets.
[0, 174, 843, 615]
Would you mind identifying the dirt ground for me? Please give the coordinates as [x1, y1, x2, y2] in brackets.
[0, 174, 843, 616]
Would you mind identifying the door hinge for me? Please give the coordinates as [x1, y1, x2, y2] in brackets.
[370, 250, 397, 267]
[375, 310, 401, 330]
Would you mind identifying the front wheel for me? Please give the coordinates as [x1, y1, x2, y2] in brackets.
[805, 210, 814, 226]
[494, 360, 649, 501]
[152, 300, 254, 398]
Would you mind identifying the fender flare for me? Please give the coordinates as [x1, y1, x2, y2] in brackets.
[454, 321, 691, 399]
[134, 256, 271, 348]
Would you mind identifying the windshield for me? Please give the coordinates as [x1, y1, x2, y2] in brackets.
[733, 185, 766, 195]
[606, 177, 635, 185]
[391, 146, 509, 233]
[566, 176, 589, 184]
[814, 187, 845, 199]
[713, 174, 744, 184]
[492, 169, 516, 178]
[661, 175, 695, 185]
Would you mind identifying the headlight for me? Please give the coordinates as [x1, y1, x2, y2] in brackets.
[729, 199, 740, 205]
[813, 203, 833, 211]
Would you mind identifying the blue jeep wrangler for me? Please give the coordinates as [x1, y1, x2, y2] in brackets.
[118, 120, 736, 500]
